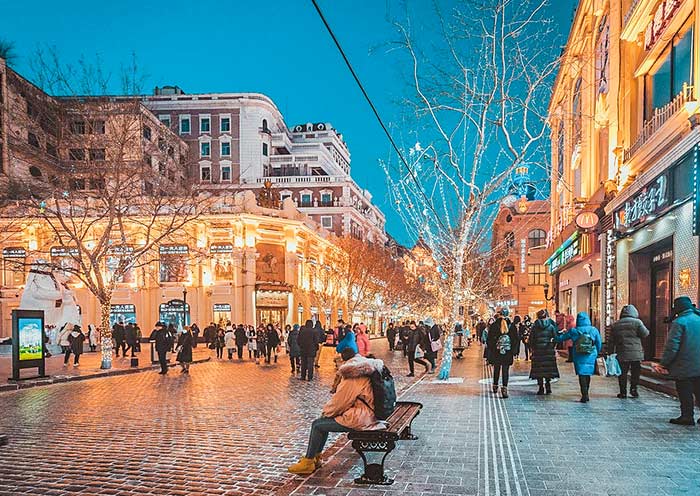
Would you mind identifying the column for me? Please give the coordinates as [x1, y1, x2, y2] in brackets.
[243, 247, 257, 325]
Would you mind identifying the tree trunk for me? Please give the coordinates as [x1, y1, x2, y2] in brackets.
[437, 238, 467, 380]
[99, 301, 113, 370]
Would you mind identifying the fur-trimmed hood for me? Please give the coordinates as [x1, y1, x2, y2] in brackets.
[338, 355, 384, 378]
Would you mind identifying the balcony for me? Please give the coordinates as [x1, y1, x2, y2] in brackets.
[623, 86, 691, 163]
[241, 175, 347, 185]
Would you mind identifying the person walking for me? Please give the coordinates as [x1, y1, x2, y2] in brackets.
[564, 313, 576, 362]
[124, 323, 137, 358]
[487, 311, 518, 398]
[87, 324, 99, 352]
[386, 322, 396, 351]
[190, 323, 200, 348]
[298, 320, 319, 381]
[288, 324, 301, 374]
[224, 325, 236, 360]
[112, 321, 126, 357]
[555, 312, 602, 403]
[511, 315, 522, 360]
[423, 323, 441, 373]
[313, 321, 325, 368]
[256, 325, 267, 365]
[64, 325, 85, 366]
[166, 323, 177, 352]
[134, 324, 142, 353]
[335, 324, 358, 355]
[266, 323, 281, 364]
[521, 316, 533, 361]
[356, 324, 371, 357]
[609, 305, 650, 399]
[654, 297, 700, 425]
[288, 349, 385, 475]
[150, 322, 171, 375]
[399, 322, 411, 357]
[406, 322, 430, 377]
[203, 322, 216, 349]
[175, 327, 194, 374]
[246, 325, 257, 360]
[529, 309, 560, 395]
[214, 327, 225, 360]
[235, 324, 247, 360]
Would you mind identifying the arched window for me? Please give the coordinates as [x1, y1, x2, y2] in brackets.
[262, 119, 269, 131]
[572, 77, 583, 145]
[504, 231, 515, 249]
[528, 229, 546, 249]
[29, 166, 43, 178]
[502, 262, 515, 287]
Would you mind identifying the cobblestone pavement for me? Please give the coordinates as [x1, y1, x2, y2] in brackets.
[293, 345, 700, 496]
[0, 346, 211, 389]
[0, 340, 415, 496]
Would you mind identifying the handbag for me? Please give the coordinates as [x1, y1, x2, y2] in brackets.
[605, 354, 622, 377]
[595, 356, 607, 376]
[414, 345, 425, 359]
[430, 335, 442, 352]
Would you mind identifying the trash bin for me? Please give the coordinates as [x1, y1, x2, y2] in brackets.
[130, 357, 139, 367]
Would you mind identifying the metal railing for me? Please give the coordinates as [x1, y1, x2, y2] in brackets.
[623, 86, 691, 162]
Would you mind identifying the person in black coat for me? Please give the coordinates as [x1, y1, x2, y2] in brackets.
[176, 328, 194, 374]
[520, 316, 533, 361]
[265, 324, 281, 364]
[297, 320, 318, 381]
[399, 322, 411, 357]
[190, 323, 200, 348]
[386, 323, 396, 351]
[313, 321, 326, 368]
[234, 324, 247, 360]
[112, 321, 126, 357]
[124, 323, 137, 358]
[487, 311, 518, 398]
[149, 322, 170, 374]
[422, 324, 441, 373]
[529, 309, 560, 395]
[64, 325, 85, 366]
[406, 322, 430, 377]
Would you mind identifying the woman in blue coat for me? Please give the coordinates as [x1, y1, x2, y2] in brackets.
[555, 312, 602, 403]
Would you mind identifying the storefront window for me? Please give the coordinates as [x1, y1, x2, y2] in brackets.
[3, 247, 26, 287]
[645, 26, 694, 120]
[159, 245, 189, 283]
[106, 246, 134, 284]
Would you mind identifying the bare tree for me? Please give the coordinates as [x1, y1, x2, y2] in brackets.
[383, 0, 560, 378]
[1, 50, 206, 369]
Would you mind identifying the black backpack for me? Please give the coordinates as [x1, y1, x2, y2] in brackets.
[365, 366, 397, 420]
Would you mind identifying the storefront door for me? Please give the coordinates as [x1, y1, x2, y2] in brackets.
[650, 263, 672, 360]
[257, 308, 287, 327]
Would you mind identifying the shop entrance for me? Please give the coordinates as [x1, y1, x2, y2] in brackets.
[257, 308, 287, 327]
[628, 238, 673, 360]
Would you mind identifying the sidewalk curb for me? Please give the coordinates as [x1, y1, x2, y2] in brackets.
[1, 357, 211, 392]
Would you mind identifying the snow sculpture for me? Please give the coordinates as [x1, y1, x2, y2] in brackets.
[19, 263, 82, 333]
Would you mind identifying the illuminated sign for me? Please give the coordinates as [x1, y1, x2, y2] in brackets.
[213, 303, 231, 312]
[614, 173, 668, 230]
[644, 0, 682, 51]
[108, 245, 134, 256]
[545, 232, 580, 274]
[210, 243, 233, 254]
[50, 246, 79, 257]
[256, 290, 288, 308]
[520, 239, 526, 273]
[159, 244, 189, 255]
[604, 229, 616, 327]
[2, 247, 26, 258]
[575, 212, 599, 230]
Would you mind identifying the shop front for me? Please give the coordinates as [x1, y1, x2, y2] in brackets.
[110, 304, 137, 326]
[159, 299, 190, 328]
[609, 148, 698, 360]
[255, 289, 290, 326]
[212, 303, 231, 325]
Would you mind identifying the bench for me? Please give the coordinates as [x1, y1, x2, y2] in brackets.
[347, 400, 423, 485]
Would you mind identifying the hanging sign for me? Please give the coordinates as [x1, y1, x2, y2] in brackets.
[614, 173, 669, 230]
[50, 246, 79, 257]
[108, 245, 134, 256]
[575, 212, 599, 230]
[210, 243, 233, 254]
[604, 229, 616, 327]
[545, 232, 580, 274]
[213, 303, 231, 312]
[159, 244, 189, 255]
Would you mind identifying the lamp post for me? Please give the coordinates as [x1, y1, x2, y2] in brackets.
[182, 287, 188, 329]
[297, 304, 303, 325]
[543, 282, 556, 302]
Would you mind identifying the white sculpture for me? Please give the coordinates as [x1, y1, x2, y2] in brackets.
[19, 263, 82, 334]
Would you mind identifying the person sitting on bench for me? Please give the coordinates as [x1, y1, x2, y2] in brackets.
[288, 348, 387, 475]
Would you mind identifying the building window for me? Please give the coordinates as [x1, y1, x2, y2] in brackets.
[46, 142, 58, 158]
[300, 193, 312, 207]
[572, 77, 582, 146]
[528, 264, 546, 286]
[200, 142, 210, 158]
[28, 132, 40, 148]
[89, 148, 106, 161]
[90, 120, 106, 134]
[321, 216, 333, 229]
[200, 165, 211, 182]
[220, 116, 230, 132]
[180, 115, 191, 134]
[262, 142, 269, 156]
[221, 142, 231, 156]
[158, 114, 171, 127]
[200, 116, 210, 133]
[645, 26, 694, 120]
[3, 258, 25, 287]
[528, 229, 546, 249]
[221, 165, 231, 182]
[502, 263, 515, 287]
[321, 193, 332, 206]
[281, 193, 291, 201]
[69, 148, 85, 161]
[71, 178, 86, 190]
[70, 121, 86, 134]
[29, 166, 42, 178]
[557, 120, 565, 178]
[159, 246, 189, 283]
[504, 231, 515, 249]
[143, 126, 152, 141]
[158, 162, 166, 174]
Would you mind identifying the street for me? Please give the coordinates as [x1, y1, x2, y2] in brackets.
[2, 341, 700, 495]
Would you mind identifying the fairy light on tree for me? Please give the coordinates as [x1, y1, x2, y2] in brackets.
[383, 0, 559, 378]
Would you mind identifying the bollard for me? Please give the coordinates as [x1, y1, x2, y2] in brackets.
[150, 341, 158, 364]
[130, 357, 139, 367]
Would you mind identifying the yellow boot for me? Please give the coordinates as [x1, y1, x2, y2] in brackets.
[288, 457, 316, 475]
[314, 454, 323, 469]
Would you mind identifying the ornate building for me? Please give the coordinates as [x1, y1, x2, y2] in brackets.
[548, 0, 700, 358]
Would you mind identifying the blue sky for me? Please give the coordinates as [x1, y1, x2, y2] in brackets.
[1, 0, 578, 245]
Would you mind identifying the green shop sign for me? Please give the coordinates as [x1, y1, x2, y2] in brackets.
[545, 232, 580, 274]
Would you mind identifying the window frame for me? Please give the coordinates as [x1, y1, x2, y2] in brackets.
[200, 114, 211, 133]
[179, 115, 191, 134]
[527, 263, 546, 286]
[200, 141, 211, 158]
[220, 114, 231, 133]
[320, 215, 333, 229]
[528, 229, 547, 249]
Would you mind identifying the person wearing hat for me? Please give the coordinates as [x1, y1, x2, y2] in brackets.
[654, 296, 700, 425]
[64, 324, 85, 366]
[149, 322, 170, 374]
[486, 308, 518, 398]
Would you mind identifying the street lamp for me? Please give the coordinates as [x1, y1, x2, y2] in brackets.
[182, 287, 188, 329]
[297, 304, 303, 325]
[543, 282, 555, 302]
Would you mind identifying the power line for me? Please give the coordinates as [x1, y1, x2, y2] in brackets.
[309, 0, 448, 232]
